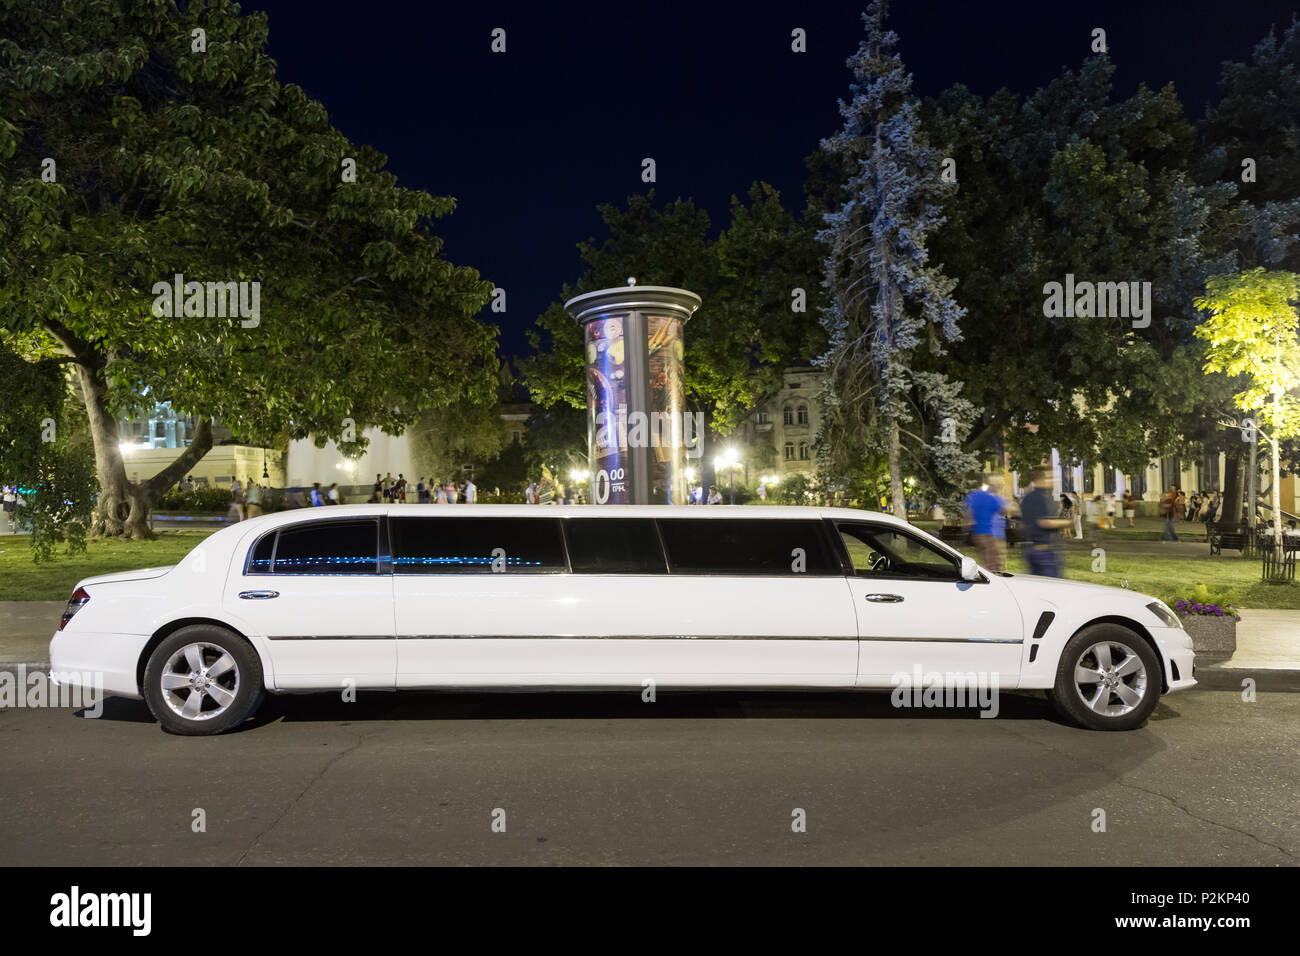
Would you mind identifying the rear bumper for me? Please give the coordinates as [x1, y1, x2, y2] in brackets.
[48, 629, 148, 700]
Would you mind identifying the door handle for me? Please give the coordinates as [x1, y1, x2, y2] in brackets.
[239, 590, 280, 600]
[864, 593, 904, 603]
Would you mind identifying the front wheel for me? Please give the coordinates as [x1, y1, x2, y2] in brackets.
[143, 625, 266, 735]
[1048, 624, 1161, 731]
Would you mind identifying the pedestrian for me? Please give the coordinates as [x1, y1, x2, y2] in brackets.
[417, 477, 427, 503]
[525, 480, 537, 505]
[1019, 466, 1071, 577]
[435, 482, 447, 505]
[245, 479, 264, 519]
[396, 474, 407, 503]
[464, 478, 477, 504]
[1159, 485, 1179, 541]
[372, 473, 383, 503]
[964, 476, 1008, 572]
[310, 482, 326, 507]
[707, 484, 723, 506]
[328, 482, 341, 505]
[1058, 493, 1073, 539]
[1122, 488, 1136, 528]
[229, 477, 246, 521]
[1070, 491, 1083, 540]
[445, 481, 458, 504]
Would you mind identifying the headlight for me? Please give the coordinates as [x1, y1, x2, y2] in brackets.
[1147, 601, 1182, 629]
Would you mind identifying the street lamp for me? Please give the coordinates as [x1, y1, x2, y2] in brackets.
[713, 448, 740, 504]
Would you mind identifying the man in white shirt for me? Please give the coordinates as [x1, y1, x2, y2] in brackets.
[464, 479, 477, 503]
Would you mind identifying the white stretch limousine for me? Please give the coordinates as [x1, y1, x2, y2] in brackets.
[50, 505, 1195, 734]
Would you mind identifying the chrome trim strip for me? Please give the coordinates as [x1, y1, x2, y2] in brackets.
[391, 634, 1021, 643]
[269, 633, 1021, 644]
[395, 633, 857, 641]
[267, 635, 392, 641]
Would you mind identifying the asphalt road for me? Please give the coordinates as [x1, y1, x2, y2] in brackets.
[1, 682, 1296, 866]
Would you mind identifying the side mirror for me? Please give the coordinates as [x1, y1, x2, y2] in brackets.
[960, 556, 980, 582]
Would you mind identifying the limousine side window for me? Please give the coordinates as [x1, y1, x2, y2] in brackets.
[657, 518, 837, 575]
[391, 517, 566, 573]
[837, 522, 959, 581]
[563, 518, 667, 573]
[256, 519, 380, 575]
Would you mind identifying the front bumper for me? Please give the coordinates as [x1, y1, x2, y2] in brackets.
[48, 629, 148, 700]
[1150, 626, 1196, 693]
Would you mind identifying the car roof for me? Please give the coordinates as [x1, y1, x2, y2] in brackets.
[235, 503, 911, 531]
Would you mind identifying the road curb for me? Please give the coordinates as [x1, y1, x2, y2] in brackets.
[1193, 666, 1300, 692]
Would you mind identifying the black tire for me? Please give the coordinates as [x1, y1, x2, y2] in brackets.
[1047, 623, 1162, 731]
[143, 625, 266, 735]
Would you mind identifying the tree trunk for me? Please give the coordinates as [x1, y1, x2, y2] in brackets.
[1270, 434, 1284, 569]
[71, 361, 213, 540]
[887, 416, 907, 519]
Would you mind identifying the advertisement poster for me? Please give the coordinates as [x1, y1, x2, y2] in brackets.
[585, 313, 630, 504]
[646, 313, 688, 504]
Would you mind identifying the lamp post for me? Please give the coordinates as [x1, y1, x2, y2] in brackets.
[714, 448, 740, 504]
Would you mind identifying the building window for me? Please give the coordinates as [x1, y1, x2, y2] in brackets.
[754, 411, 770, 425]
[782, 405, 794, 426]
[798, 441, 810, 461]
[783, 442, 794, 461]
[797, 403, 809, 426]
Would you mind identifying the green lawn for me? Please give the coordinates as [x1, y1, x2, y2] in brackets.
[963, 544, 1300, 611]
[0, 531, 212, 601]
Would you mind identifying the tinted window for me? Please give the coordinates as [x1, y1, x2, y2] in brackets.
[564, 518, 666, 573]
[270, 520, 379, 575]
[392, 517, 565, 573]
[838, 523, 959, 580]
[658, 519, 837, 574]
[247, 532, 275, 573]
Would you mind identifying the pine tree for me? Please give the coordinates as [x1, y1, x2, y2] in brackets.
[816, 0, 974, 516]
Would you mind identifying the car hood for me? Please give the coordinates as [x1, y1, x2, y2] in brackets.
[77, 566, 175, 589]
[1000, 571, 1160, 610]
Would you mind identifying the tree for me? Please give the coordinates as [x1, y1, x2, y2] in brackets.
[0, 0, 497, 538]
[0, 338, 96, 560]
[1194, 268, 1300, 569]
[915, 53, 1243, 482]
[817, 0, 971, 518]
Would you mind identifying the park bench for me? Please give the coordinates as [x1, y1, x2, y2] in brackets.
[1207, 524, 1246, 556]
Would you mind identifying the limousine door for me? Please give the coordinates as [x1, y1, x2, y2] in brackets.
[832, 521, 1024, 687]
[225, 517, 396, 690]
[390, 515, 859, 688]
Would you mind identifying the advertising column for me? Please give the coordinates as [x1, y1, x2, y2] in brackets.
[565, 283, 701, 505]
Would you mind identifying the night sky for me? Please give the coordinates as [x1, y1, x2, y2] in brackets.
[243, 0, 1299, 359]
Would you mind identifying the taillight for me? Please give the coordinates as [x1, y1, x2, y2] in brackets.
[59, 587, 90, 631]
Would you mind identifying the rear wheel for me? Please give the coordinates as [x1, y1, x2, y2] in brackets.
[143, 625, 265, 735]
[1048, 624, 1161, 731]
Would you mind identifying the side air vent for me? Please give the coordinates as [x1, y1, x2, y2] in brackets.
[1028, 645, 1039, 663]
[1031, 611, 1056, 643]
